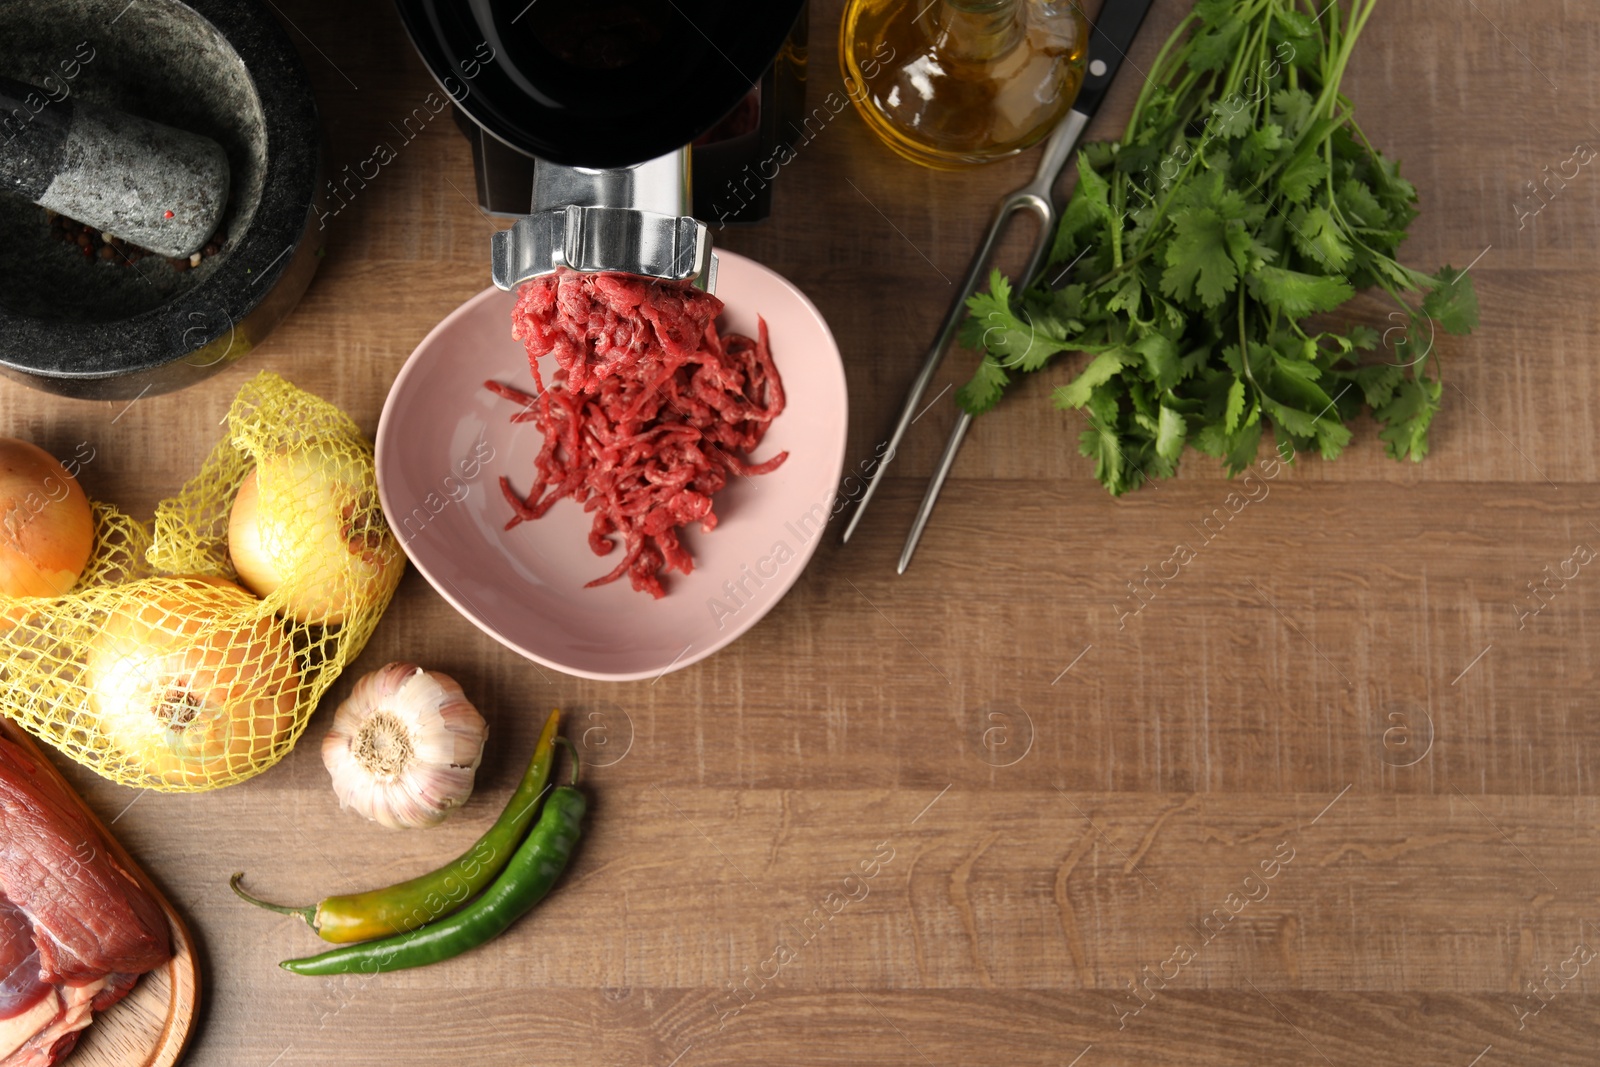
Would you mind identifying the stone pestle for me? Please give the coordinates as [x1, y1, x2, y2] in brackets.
[0, 73, 229, 259]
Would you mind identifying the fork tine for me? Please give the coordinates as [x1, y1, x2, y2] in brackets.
[897, 410, 974, 573]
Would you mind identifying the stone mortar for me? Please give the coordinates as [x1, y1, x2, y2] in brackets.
[0, 0, 321, 399]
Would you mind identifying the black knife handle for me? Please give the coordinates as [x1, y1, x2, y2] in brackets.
[1073, 0, 1159, 122]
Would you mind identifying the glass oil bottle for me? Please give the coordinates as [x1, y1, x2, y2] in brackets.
[839, 0, 1089, 169]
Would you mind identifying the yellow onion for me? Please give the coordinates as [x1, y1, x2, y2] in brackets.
[322, 663, 487, 829]
[0, 437, 93, 597]
[84, 576, 301, 787]
[228, 448, 401, 626]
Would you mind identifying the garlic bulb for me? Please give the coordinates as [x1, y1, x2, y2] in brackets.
[322, 663, 487, 829]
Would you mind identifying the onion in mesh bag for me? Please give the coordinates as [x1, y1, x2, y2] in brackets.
[228, 448, 400, 626]
[84, 576, 300, 787]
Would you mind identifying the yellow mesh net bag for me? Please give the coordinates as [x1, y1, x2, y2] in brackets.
[0, 371, 403, 792]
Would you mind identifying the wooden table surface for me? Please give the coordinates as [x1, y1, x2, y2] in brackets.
[10, 0, 1600, 1064]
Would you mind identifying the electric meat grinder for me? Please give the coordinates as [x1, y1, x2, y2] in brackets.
[395, 0, 809, 295]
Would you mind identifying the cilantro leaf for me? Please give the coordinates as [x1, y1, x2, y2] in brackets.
[1188, 18, 1245, 72]
[1161, 207, 1239, 308]
[956, 355, 1010, 415]
[1078, 386, 1135, 494]
[957, 274, 1074, 413]
[1336, 178, 1385, 227]
[1155, 406, 1186, 461]
[1210, 97, 1255, 139]
[1224, 377, 1247, 432]
[1055, 350, 1132, 409]
[1374, 375, 1442, 461]
[1240, 123, 1285, 169]
[1195, 0, 1236, 27]
[1421, 266, 1480, 335]
[1342, 362, 1403, 409]
[1279, 154, 1329, 204]
[1133, 332, 1182, 390]
[1370, 151, 1419, 215]
[957, 274, 1011, 345]
[1079, 425, 1128, 494]
[1193, 419, 1229, 458]
[1259, 396, 1319, 437]
[1347, 325, 1380, 350]
[974, 298, 1069, 371]
[1105, 271, 1143, 315]
[1270, 89, 1314, 135]
[1246, 266, 1355, 317]
[1274, 10, 1319, 38]
[1073, 152, 1116, 225]
[1223, 419, 1264, 474]
[1289, 205, 1353, 271]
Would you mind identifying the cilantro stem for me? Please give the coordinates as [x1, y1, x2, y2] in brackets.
[1312, 0, 1377, 123]
[1126, 9, 1202, 136]
[1110, 177, 1126, 269]
[1083, 246, 1154, 292]
[1225, 0, 1270, 101]
[1237, 287, 1261, 396]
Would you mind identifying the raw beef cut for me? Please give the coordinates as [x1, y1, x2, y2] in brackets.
[0, 735, 171, 1066]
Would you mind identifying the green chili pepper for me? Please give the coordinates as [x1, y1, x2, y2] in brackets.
[232, 708, 562, 943]
[279, 738, 586, 975]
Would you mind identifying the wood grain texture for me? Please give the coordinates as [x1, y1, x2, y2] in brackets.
[0, 720, 199, 1067]
[2, 0, 1597, 1064]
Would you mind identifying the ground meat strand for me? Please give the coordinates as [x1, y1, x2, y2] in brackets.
[487, 270, 787, 598]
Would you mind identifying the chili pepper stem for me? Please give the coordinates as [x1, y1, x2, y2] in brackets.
[555, 735, 580, 786]
[231, 872, 320, 929]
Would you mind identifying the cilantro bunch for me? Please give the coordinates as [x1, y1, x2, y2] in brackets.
[956, 0, 1478, 495]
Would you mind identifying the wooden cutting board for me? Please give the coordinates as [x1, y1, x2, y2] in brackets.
[0, 719, 199, 1067]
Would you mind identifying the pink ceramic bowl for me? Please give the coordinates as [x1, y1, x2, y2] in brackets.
[375, 251, 848, 681]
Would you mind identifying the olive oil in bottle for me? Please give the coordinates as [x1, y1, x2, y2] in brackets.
[839, 0, 1088, 169]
